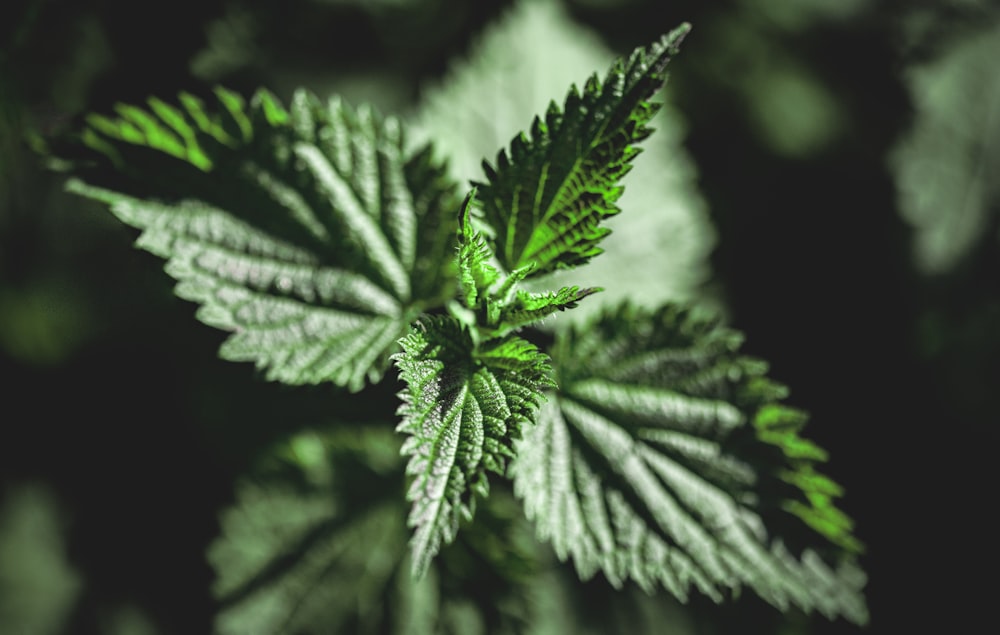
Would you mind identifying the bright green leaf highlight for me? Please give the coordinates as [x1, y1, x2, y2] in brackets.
[475, 23, 690, 276]
[457, 188, 502, 313]
[412, 0, 715, 320]
[456, 188, 600, 336]
[68, 87, 461, 391]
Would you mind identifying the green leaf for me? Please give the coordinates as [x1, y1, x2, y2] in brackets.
[456, 188, 599, 335]
[68, 88, 460, 391]
[0, 485, 81, 635]
[209, 427, 405, 635]
[891, 18, 1000, 273]
[209, 428, 544, 635]
[412, 0, 714, 319]
[394, 317, 552, 577]
[511, 303, 868, 624]
[501, 285, 602, 331]
[474, 23, 691, 276]
[456, 188, 502, 313]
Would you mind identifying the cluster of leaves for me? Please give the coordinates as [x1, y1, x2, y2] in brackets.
[64, 20, 867, 629]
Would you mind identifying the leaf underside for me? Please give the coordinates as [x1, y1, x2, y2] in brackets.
[512, 303, 868, 624]
[394, 317, 552, 577]
[475, 23, 690, 276]
[69, 87, 460, 391]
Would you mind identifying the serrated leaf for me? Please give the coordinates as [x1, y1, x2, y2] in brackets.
[209, 429, 544, 635]
[473, 23, 690, 276]
[501, 285, 602, 330]
[412, 0, 714, 318]
[457, 188, 599, 334]
[394, 317, 552, 577]
[511, 303, 867, 624]
[68, 88, 460, 391]
[456, 188, 501, 311]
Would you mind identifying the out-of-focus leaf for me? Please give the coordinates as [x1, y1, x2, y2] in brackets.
[0, 279, 95, 366]
[0, 484, 81, 635]
[892, 18, 1000, 273]
[209, 427, 547, 635]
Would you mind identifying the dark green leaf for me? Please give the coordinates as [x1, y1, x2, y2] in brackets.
[475, 24, 690, 276]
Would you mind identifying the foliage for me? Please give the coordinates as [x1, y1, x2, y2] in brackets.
[891, 16, 1000, 273]
[412, 0, 713, 319]
[0, 484, 81, 635]
[513, 304, 866, 624]
[63, 15, 868, 632]
[473, 21, 682, 275]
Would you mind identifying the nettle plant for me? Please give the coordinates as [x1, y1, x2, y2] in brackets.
[66, 24, 867, 631]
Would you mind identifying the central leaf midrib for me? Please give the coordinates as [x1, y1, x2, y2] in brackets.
[416, 381, 469, 544]
[515, 90, 632, 270]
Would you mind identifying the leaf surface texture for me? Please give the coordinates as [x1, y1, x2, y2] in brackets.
[475, 23, 690, 275]
[512, 304, 868, 624]
[412, 0, 714, 319]
[69, 88, 459, 390]
[394, 317, 552, 576]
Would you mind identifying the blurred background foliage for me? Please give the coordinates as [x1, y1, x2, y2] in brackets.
[1, 0, 997, 632]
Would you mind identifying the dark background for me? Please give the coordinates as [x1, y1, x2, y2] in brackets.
[2, 0, 997, 633]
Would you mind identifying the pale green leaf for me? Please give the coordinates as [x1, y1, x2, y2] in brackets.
[891, 18, 1000, 273]
[394, 317, 552, 576]
[511, 303, 867, 624]
[68, 88, 460, 391]
[210, 427, 408, 635]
